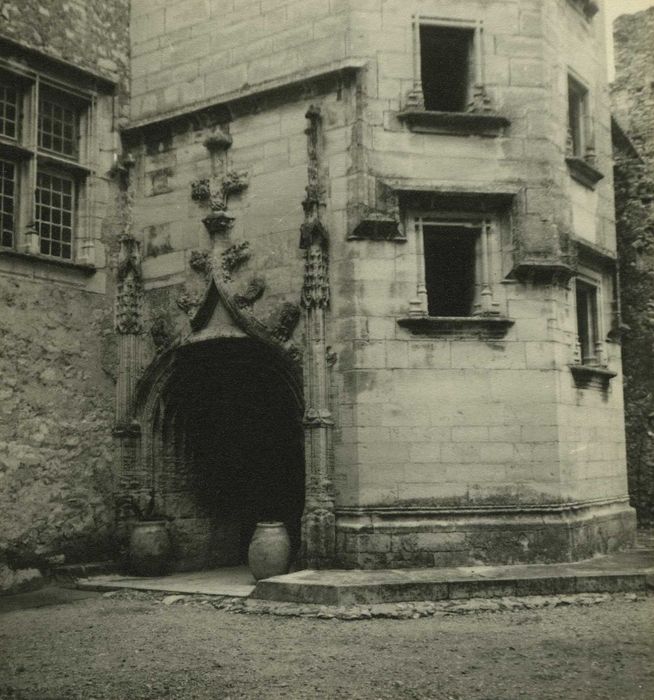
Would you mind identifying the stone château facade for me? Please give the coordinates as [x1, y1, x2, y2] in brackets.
[0, 0, 636, 589]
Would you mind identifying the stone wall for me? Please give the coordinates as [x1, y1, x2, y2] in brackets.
[612, 7, 654, 524]
[0, 273, 117, 588]
[0, 0, 130, 89]
[130, 0, 350, 122]
[0, 0, 130, 591]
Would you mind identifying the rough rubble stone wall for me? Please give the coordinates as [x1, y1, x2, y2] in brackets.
[0, 276, 117, 581]
[0, 0, 129, 591]
[0, 0, 130, 88]
[612, 7, 654, 525]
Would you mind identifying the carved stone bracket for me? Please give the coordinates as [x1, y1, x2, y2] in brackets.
[347, 178, 403, 241]
[203, 126, 233, 152]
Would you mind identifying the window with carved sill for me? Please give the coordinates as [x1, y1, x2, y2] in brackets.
[570, 273, 616, 388]
[0, 65, 95, 266]
[398, 17, 509, 137]
[566, 73, 603, 189]
[398, 213, 513, 338]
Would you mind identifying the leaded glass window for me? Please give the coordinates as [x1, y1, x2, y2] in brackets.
[0, 159, 16, 247]
[0, 83, 19, 139]
[38, 91, 79, 159]
[35, 169, 74, 259]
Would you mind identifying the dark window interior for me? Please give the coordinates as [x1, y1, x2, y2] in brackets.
[576, 280, 598, 364]
[568, 78, 587, 157]
[424, 224, 478, 316]
[420, 25, 474, 112]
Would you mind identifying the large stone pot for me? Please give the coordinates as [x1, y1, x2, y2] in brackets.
[247, 521, 291, 580]
[129, 520, 171, 576]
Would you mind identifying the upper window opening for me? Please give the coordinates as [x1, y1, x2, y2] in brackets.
[0, 82, 19, 139]
[568, 76, 589, 158]
[420, 25, 474, 112]
[0, 68, 91, 263]
[424, 223, 479, 316]
[576, 279, 599, 364]
[38, 88, 80, 160]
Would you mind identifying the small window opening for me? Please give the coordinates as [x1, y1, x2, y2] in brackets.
[576, 280, 598, 364]
[420, 25, 474, 112]
[424, 224, 479, 316]
[568, 77, 588, 157]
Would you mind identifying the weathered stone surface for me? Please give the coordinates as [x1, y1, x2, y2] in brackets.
[0, 0, 130, 89]
[0, 276, 117, 577]
[612, 8, 654, 525]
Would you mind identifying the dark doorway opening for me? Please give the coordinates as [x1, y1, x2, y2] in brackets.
[158, 339, 304, 569]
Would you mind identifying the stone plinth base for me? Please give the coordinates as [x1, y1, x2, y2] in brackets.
[334, 500, 636, 569]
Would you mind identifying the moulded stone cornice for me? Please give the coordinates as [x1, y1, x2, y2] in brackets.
[569, 363, 617, 389]
[397, 109, 510, 137]
[0, 247, 96, 274]
[123, 59, 367, 137]
[574, 237, 617, 268]
[397, 315, 514, 339]
[508, 260, 576, 285]
[566, 156, 604, 189]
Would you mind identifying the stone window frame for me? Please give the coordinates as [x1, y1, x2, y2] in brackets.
[565, 70, 603, 189]
[0, 62, 96, 269]
[397, 15, 510, 137]
[569, 266, 616, 388]
[397, 210, 513, 338]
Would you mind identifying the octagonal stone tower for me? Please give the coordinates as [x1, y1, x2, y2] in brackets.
[118, 0, 635, 570]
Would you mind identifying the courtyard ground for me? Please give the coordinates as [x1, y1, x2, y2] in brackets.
[0, 587, 652, 699]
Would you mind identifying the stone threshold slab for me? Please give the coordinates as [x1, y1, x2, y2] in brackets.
[252, 549, 654, 605]
[76, 566, 256, 598]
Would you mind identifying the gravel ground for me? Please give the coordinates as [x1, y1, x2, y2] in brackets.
[0, 589, 652, 700]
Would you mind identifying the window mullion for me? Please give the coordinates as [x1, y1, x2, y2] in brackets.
[474, 219, 497, 316]
[410, 217, 428, 317]
[21, 77, 39, 253]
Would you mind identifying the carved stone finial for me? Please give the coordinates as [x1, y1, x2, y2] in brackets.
[566, 127, 575, 158]
[221, 241, 250, 280]
[115, 234, 144, 335]
[403, 86, 425, 111]
[190, 178, 211, 202]
[466, 84, 494, 114]
[271, 302, 301, 342]
[189, 249, 212, 279]
[195, 170, 249, 237]
[233, 277, 266, 309]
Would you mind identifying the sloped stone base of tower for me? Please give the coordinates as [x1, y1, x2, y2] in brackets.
[335, 501, 636, 569]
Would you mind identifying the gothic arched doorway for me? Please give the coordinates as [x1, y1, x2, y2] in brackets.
[148, 338, 304, 571]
